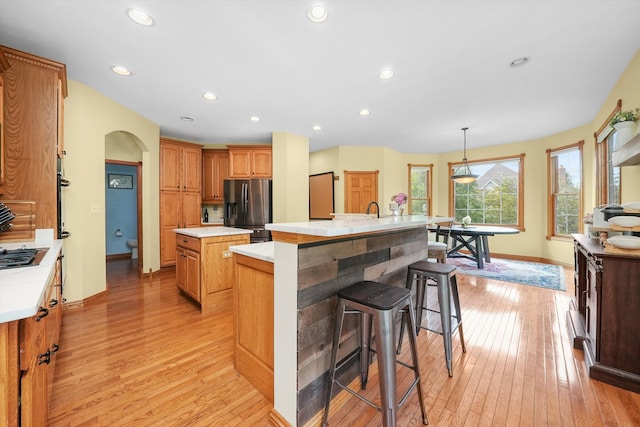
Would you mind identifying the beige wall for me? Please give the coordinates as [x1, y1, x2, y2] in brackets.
[309, 48, 640, 265]
[63, 80, 160, 303]
[272, 132, 310, 223]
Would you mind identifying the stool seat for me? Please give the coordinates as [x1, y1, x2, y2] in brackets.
[398, 260, 466, 377]
[339, 280, 413, 310]
[322, 281, 428, 427]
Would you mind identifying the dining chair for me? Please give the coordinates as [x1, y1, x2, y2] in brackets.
[427, 219, 453, 263]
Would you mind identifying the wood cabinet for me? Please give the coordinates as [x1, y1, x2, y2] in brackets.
[175, 232, 250, 315]
[233, 253, 274, 402]
[228, 146, 272, 178]
[569, 234, 640, 393]
[202, 149, 229, 203]
[160, 138, 202, 266]
[0, 249, 63, 426]
[0, 50, 6, 196]
[0, 45, 67, 230]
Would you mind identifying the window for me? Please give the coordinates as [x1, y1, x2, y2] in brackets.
[547, 141, 583, 238]
[448, 154, 524, 229]
[407, 164, 432, 215]
[595, 100, 622, 205]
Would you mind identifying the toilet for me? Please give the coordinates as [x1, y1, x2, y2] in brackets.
[126, 239, 138, 259]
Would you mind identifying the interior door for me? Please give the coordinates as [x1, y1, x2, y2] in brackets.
[344, 170, 378, 214]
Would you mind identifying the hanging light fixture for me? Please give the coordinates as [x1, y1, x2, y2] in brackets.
[450, 127, 478, 184]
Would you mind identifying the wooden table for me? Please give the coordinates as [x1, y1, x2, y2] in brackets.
[430, 224, 520, 268]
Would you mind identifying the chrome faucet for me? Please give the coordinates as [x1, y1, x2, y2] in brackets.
[366, 201, 380, 218]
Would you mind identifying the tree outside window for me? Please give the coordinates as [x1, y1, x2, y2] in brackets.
[547, 142, 583, 238]
[449, 155, 524, 229]
[408, 164, 431, 215]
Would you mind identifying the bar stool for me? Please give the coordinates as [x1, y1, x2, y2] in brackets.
[322, 281, 428, 427]
[397, 261, 466, 377]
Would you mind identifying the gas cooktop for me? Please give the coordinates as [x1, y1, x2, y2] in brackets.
[0, 247, 49, 270]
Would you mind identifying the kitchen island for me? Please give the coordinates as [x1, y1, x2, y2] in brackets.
[262, 215, 440, 426]
[173, 227, 251, 315]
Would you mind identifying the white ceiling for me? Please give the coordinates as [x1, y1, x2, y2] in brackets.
[1, 0, 639, 153]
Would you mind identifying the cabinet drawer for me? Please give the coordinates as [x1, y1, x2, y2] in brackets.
[176, 234, 200, 252]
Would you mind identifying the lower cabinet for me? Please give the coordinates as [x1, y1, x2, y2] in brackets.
[175, 233, 250, 315]
[0, 251, 63, 426]
[233, 253, 274, 403]
[569, 234, 640, 393]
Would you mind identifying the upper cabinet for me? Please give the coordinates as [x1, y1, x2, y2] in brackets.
[160, 138, 202, 192]
[202, 149, 229, 203]
[0, 50, 6, 196]
[0, 45, 67, 230]
[228, 146, 272, 178]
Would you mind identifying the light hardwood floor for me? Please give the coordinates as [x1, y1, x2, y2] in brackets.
[49, 259, 640, 426]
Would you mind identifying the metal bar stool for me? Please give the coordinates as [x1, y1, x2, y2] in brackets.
[397, 261, 466, 377]
[322, 280, 428, 427]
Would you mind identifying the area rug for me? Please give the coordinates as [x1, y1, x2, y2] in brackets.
[447, 257, 566, 291]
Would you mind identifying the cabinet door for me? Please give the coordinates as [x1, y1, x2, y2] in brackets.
[215, 152, 229, 201]
[20, 357, 49, 426]
[176, 246, 187, 292]
[185, 249, 201, 301]
[252, 149, 272, 178]
[202, 150, 229, 203]
[181, 145, 201, 192]
[160, 192, 181, 266]
[586, 260, 600, 359]
[182, 191, 203, 228]
[229, 150, 251, 178]
[160, 142, 181, 191]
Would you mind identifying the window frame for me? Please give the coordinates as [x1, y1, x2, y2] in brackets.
[448, 153, 525, 230]
[595, 99, 622, 206]
[407, 163, 432, 215]
[546, 141, 584, 239]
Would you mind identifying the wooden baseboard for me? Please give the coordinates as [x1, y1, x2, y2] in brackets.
[268, 408, 292, 427]
[106, 253, 132, 261]
[62, 290, 108, 310]
[488, 252, 573, 269]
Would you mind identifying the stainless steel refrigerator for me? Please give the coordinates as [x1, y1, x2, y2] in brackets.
[223, 179, 272, 242]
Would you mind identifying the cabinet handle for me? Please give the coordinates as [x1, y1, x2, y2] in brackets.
[36, 307, 49, 321]
[49, 298, 59, 308]
[51, 343, 60, 354]
[38, 349, 51, 365]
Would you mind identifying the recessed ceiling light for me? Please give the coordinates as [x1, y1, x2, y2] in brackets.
[313, 125, 322, 131]
[308, 4, 327, 23]
[126, 8, 155, 27]
[378, 69, 394, 79]
[359, 109, 370, 116]
[111, 66, 132, 76]
[250, 116, 260, 122]
[180, 116, 194, 122]
[202, 92, 217, 100]
[510, 57, 530, 67]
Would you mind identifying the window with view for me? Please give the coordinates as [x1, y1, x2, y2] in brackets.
[547, 141, 583, 238]
[449, 154, 524, 229]
[596, 101, 622, 206]
[408, 164, 432, 215]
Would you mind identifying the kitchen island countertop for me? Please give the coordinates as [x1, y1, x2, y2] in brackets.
[229, 241, 274, 263]
[266, 215, 443, 237]
[173, 226, 253, 238]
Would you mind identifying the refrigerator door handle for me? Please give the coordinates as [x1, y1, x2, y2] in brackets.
[242, 183, 248, 223]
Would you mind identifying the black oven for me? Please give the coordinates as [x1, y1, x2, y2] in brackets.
[57, 158, 70, 239]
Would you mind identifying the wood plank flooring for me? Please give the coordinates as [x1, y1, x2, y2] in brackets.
[49, 259, 640, 426]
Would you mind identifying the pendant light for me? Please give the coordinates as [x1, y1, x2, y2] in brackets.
[450, 127, 478, 184]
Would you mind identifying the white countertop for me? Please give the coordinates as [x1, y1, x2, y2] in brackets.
[174, 226, 253, 238]
[229, 241, 274, 263]
[266, 215, 445, 237]
[0, 239, 63, 323]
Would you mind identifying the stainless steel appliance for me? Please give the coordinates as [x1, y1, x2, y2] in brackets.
[224, 179, 272, 242]
[0, 247, 48, 269]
